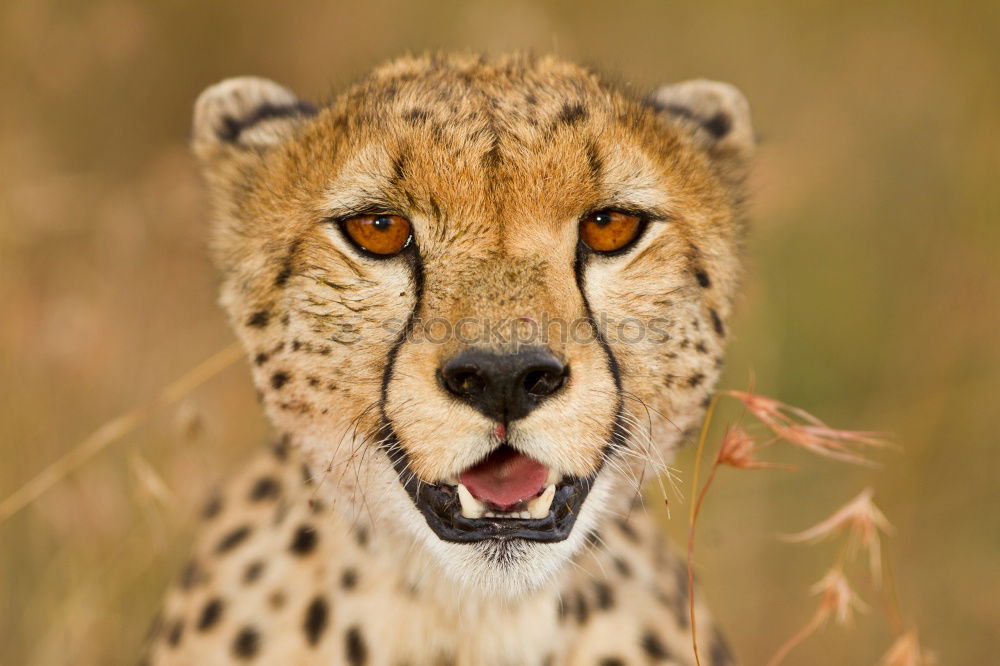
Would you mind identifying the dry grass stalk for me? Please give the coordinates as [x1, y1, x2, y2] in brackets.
[685, 387, 927, 666]
[0, 343, 242, 524]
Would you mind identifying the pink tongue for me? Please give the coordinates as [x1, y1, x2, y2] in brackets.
[459, 446, 549, 511]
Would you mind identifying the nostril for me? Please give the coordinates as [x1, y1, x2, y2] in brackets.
[443, 368, 486, 397]
[523, 365, 568, 398]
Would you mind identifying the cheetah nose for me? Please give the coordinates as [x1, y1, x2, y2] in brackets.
[439, 347, 568, 423]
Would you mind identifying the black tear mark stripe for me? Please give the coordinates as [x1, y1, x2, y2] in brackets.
[217, 100, 317, 144]
[572, 242, 629, 460]
[376, 237, 425, 443]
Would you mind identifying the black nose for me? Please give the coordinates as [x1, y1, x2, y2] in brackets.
[439, 347, 569, 423]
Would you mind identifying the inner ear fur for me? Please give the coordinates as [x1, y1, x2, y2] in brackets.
[647, 79, 756, 166]
[191, 76, 316, 162]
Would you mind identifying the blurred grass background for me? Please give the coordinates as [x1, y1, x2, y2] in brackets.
[1, 1, 997, 664]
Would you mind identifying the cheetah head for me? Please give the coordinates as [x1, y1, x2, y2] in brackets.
[191, 54, 754, 598]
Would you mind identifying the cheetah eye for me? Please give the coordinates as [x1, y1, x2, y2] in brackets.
[340, 214, 413, 256]
[579, 210, 644, 253]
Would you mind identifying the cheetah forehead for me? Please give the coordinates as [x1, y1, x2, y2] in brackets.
[192, 53, 754, 223]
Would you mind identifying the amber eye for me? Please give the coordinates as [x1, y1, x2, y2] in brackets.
[579, 210, 643, 253]
[341, 214, 412, 256]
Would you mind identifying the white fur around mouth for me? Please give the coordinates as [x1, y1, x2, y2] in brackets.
[456, 482, 556, 520]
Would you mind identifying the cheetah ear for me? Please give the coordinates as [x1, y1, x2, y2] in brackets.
[647, 79, 755, 163]
[191, 76, 316, 162]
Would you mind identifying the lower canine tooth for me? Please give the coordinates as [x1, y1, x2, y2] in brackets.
[527, 484, 556, 519]
[457, 484, 486, 519]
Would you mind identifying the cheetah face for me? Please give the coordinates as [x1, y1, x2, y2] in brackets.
[191, 55, 753, 595]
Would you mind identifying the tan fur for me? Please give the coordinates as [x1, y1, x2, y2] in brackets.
[146, 52, 753, 665]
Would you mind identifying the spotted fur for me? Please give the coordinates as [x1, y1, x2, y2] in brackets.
[146, 52, 754, 665]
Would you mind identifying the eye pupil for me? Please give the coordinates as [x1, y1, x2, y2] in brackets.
[593, 213, 611, 227]
[373, 216, 392, 231]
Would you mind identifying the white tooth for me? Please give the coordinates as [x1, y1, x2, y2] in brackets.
[457, 484, 486, 519]
[527, 484, 556, 519]
[518, 511, 530, 519]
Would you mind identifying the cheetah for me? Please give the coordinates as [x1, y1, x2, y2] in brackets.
[144, 53, 755, 666]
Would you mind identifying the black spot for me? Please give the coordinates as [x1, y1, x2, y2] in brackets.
[428, 195, 441, 220]
[249, 476, 280, 502]
[710, 308, 726, 337]
[695, 342, 709, 354]
[613, 556, 632, 578]
[280, 313, 290, 326]
[345, 626, 368, 665]
[598, 658, 625, 666]
[688, 373, 705, 387]
[642, 631, 672, 660]
[303, 596, 329, 646]
[341, 568, 358, 590]
[481, 137, 502, 169]
[216, 525, 252, 554]
[584, 530, 601, 549]
[243, 560, 265, 584]
[574, 590, 589, 625]
[291, 340, 302, 351]
[166, 619, 183, 647]
[307, 376, 320, 388]
[197, 598, 224, 631]
[232, 626, 260, 659]
[272, 436, 290, 461]
[275, 239, 300, 287]
[695, 269, 712, 288]
[246, 310, 270, 328]
[270, 371, 290, 389]
[202, 495, 222, 519]
[301, 463, 314, 485]
[254, 352, 269, 366]
[290, 524, 318, 555]
[586, 141, 603, 184]
[390, 150, 408, 185]
[354, 526, 369, 548]
[558, 102, 587, 126]
[702, 395, 713, 408]
[403, 108, 429, 124]
[675, 565, 691, 629]
[178, 559, 203, 590]
[616, 517, 640, 543]
[593, 581, 614, 610]
[710, 631, 736, 665]
[703, 112, 732, 139]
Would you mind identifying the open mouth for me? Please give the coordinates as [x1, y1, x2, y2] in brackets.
[390, 443, 596, 543]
